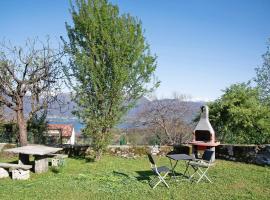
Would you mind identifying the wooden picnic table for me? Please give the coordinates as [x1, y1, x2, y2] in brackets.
[5, 145, 62, 173]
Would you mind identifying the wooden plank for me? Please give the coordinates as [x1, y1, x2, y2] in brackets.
[0, 163, 32, 170]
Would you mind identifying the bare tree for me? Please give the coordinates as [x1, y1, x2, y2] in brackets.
[0, 39, 65, 146]
[0, 96, 3, 122]
[138, 93, 193, 145]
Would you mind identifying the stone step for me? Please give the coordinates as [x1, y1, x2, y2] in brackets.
[0, 168, 9, 179]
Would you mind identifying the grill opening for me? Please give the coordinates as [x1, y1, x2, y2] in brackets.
[195, 130, 212, 142]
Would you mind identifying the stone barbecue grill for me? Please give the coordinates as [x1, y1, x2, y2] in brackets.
[189, 105, 220, 160]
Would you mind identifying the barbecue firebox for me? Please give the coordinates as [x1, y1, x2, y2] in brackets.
[189, 105, 220, 161]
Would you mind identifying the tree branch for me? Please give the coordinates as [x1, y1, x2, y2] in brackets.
[0, 95, 16, 111]
[3, 63, 21, 84]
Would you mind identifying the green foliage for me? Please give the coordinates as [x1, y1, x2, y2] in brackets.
[51, 159, 65, 173]
[125, 132, 142, 145]
[255, 40, 270, 104]
[27, 112, 48, 144]
[64, 0, 158, 159]
[208, 83, 270, 144]
[148, 134, 161, 145]
[119, 134, 127, 145]
[0, 122, 18, 143]
[0, 122, 4, 136]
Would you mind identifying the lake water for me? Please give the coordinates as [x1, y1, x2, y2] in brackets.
[47, 117, 133, 134]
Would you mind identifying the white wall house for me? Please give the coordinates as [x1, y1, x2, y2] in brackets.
[47, 124, 76, 145]
[67, 127, 76, 145]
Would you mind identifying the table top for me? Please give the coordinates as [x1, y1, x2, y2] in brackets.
[4, 145, 63, 156]
[166, 154, 194, 161]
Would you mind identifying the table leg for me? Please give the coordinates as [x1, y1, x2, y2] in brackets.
[18, 153, 30, 165]
[183, 160, 191, 177]
[169, 159, 178, 179]
[34, 155, 48, 173]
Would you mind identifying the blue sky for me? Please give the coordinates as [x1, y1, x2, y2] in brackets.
[0, 0, 270, 101]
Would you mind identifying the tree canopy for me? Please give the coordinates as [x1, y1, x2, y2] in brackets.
[255, 40, 270, 104]
[64, 0, 158, 160]
[208, 83, 270, 144]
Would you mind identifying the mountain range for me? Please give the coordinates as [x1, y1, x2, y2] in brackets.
[3, 93, 205, 132]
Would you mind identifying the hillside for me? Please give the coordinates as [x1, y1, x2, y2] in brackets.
[3, 93, 205, 132]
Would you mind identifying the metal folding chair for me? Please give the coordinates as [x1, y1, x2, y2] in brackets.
[147, 153, 170, 189]
[188, 150, 214, 183]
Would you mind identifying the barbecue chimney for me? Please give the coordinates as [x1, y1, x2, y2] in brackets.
[189, 105, 220, 161]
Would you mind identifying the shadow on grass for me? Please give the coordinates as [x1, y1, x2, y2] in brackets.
[66, 155, 94, 163]
[85, 157, 95, 163]
[113, 170, 130, 178]
[135, 170, 153, 181]
[51, 166, 63, 174]
[136, 170, 170, 188]
[8, 160, 19, 164]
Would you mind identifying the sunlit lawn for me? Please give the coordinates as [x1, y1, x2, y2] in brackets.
[0, 154, 269, 200]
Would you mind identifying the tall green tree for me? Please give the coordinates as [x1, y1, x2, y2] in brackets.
[64, 0, 158, 160]
[208, 83, 270, 144]
[255, 40, 270, 104]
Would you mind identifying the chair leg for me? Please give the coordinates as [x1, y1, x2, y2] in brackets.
[198, 168, 212, 183]
[189, 166, 212, 183]
[196, 172, 204, 183]
[160, 172, 169, 188]
[169, 160, 178, 179]
[204, 174, 212, 183]
[189, 167, 198, 181]
[153, 179, 162, 189]
[152, 171, 170, 189]
[196, 167, 212, 183]
[183, 161, 191, 177]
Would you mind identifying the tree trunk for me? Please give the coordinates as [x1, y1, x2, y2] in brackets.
[95, 149, 103, 161]
[17, 109, 28, 146]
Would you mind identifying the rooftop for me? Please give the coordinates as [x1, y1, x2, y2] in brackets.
[47, 124, 74, 137]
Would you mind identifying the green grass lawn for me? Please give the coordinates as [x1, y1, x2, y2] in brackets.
[0, 155, 269, 200]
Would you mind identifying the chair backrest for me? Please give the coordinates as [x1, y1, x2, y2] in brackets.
[147, 153, 156, 165]
[202, 150, 214, 162]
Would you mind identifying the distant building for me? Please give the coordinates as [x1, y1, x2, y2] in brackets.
[47, 124, 76, 145]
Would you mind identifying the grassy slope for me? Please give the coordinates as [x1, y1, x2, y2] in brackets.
[0, 155, 269, 200]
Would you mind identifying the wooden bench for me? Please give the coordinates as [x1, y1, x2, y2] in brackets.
[0, 163, 32, 180]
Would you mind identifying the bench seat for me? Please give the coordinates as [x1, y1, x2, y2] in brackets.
[0, 163, 32, 170]
[0, 163, 32, 180]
